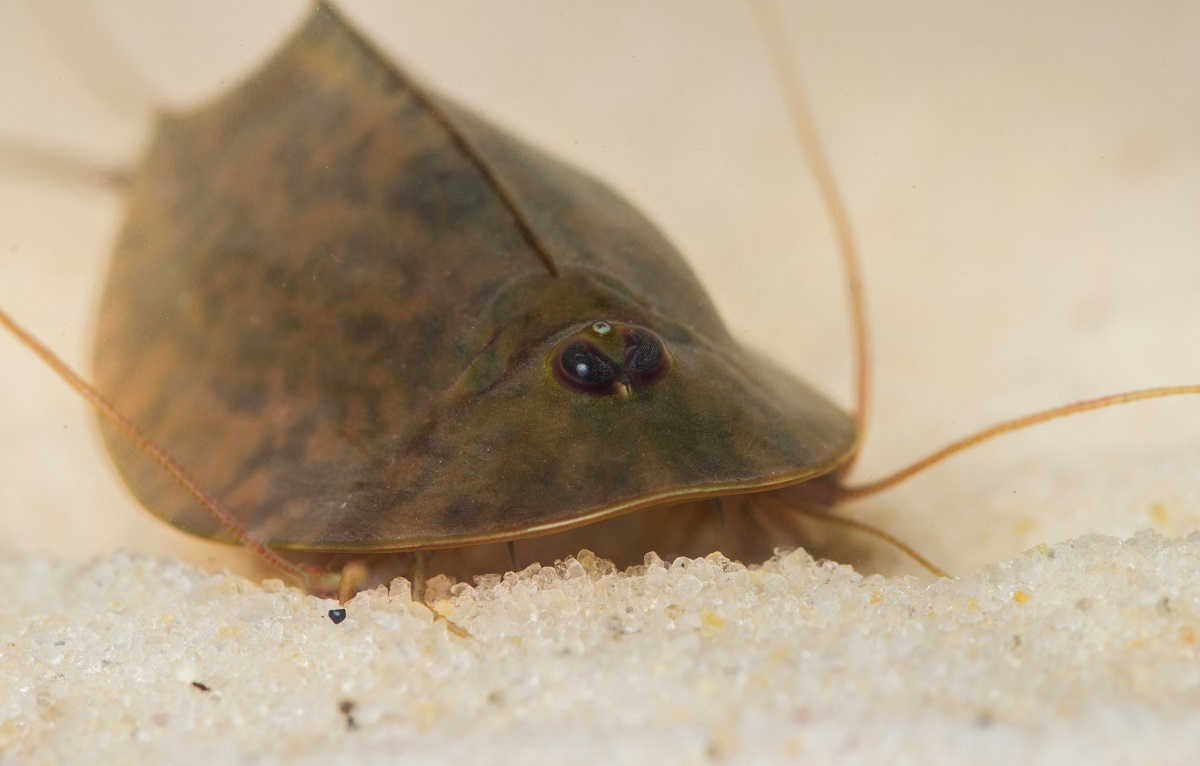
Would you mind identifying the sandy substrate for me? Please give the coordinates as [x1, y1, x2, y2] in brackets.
[1, 2, 1199, 763]
[4, 533, 1200, 765]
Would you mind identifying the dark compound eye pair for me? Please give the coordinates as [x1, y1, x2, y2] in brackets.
[551, 322, 671, 397]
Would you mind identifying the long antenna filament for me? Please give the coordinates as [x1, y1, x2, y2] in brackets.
[840, 386, 1200, 498]
[0, 306, 311, 586]
[750, 0, 872, 452]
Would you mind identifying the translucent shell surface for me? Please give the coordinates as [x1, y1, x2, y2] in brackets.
[91, 4, 856, 562]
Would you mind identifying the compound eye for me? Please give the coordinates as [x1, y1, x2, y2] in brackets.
[554, 341, 618, 395]
[549, 322, 672, 397]
[624, 327, 670, 385]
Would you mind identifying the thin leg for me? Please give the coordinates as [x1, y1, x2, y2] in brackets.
[410, 551, 473, 640]
[710, 497, 727, 550]
[336, 560, 370, 604]
[411, 550, 430, 603]
[759, 493, 949, 578]
[711, 497, 727, 533]
[506, 540, 520, 572]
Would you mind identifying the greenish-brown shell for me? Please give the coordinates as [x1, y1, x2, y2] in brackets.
[92, 4, 856, 569]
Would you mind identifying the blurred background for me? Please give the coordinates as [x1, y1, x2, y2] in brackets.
[0, 0, 1197, 580]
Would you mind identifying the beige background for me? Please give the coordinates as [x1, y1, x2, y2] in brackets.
[0, 1, 1199, 580]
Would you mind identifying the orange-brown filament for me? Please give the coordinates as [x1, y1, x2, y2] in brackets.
[757, 493, 950, 578]
[0, 306, 316, 588]
[750, 0, 873, 454]
[838, 386, 1200, 500]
